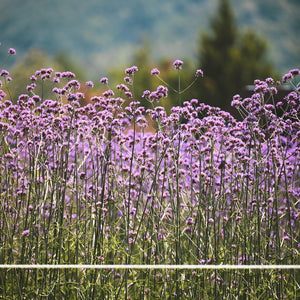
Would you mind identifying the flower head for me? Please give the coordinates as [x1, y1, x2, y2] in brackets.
[142, 90, 151, 98]
[125, 66, 138, 75]
[61, 71, 76, 78]
[100, 77, 108, 85]
[103, 89, 114, 97]
[150, 68, 160, 75]
[282, 72, 292, 83]
[173, 59, 183, 70]
[124, 76, 131, 84]
[67, 93, 78, 101]
[290, 68, 300, 76]
[85, 81, 94, 88]
[8, 48, 16, 55]
[22, 230, 30, 236]
[0, 69, 9, 77]
[195, 69, 204, 77]
[265, 77, 274, 84]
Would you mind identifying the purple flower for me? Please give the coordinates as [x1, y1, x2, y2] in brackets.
[85, 81, 94, 88]
[67, 93, 78, 101]
[116, 84, 129, 92]
[90, 96, 102, 102]
[8, 48, 16, 55]
[282, 72, 292, 83]
[125, 66, 138, 75]
[149, 92, 159, 102]
[156, 85, 168, 97]
[30, 75, 37, 81]
[61, 71, 76, 78]
[0, 90, 6, 99]
[186, 217, 194, 225]
[142, 90, 151, 98]
[125, 92, 133, 99]
[0, 69, 9, 77]
[173, 59, 183, 70]
[289, 68, 300, 76]
[18, 94, 29, 101]
[102, 89, 114, 97]
[150, 68, 160, 75]
[66, 79, 80, 90]
[195, 69, 204, 77]
[100, 77, 108, 85]
[124, 76, 131, 83]
[22, 230, 30, 236]
[265, 77, 274, 84]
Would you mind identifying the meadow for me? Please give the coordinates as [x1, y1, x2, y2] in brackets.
[0, 48, 299, 299]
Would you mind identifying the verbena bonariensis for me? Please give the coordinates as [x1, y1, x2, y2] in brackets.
[0, 53, 299, 298]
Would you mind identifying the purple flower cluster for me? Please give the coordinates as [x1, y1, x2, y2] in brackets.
[0, 49, 299, 297]
[125, 65, 138, 75]
[1, 67, 299, 265]
[173, 59, 183, 70]
[8, 48, 16, 55]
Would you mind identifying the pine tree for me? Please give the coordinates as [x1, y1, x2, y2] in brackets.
[197, 0, 275, 110]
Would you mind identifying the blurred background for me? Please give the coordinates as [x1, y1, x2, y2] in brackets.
[0, 0, 299, 111]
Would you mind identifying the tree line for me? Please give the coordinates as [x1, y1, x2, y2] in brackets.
[4, 0, 277, 113]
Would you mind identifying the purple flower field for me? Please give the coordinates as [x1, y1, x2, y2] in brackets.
[0, 48, 299, 299]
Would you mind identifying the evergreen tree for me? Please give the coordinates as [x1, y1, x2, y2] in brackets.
[197, 0, 275, 110]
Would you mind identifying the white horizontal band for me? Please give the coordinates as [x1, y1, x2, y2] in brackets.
[0, 264, 299, 270]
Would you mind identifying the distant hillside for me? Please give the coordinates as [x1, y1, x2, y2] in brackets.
[0, 0, 299, 76]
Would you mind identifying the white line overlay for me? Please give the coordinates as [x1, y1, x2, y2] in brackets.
[0, 265, 299, 270]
